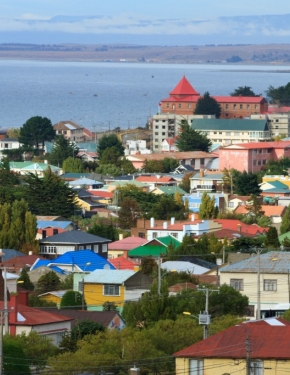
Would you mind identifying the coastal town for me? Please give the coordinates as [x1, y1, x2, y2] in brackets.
[2, 75, 290, 374]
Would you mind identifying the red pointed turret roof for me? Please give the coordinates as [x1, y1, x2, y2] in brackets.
[169, 76, 200, 97]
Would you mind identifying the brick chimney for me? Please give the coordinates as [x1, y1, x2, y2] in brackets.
[18, 291, 29, 306]
[200, 169, 204, 178]
[9, 294, 17, 334]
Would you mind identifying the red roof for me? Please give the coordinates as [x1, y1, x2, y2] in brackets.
[222, 141, 290, 150]
[88, 190, 113, 198]
[174, 318, 290, 359]
[213, 95, 266, 103]
[1, 255, 44, 268]
[214, 219, 268, 235]
[169, 76, 200, 96]
[108, 236, 147, 250]
[235, 205, 286, 217]
[108, 257, 138, 270]
[267, 106, 290, 113]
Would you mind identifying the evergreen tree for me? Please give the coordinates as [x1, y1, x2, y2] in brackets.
[194, 91, 221, 118]
[280, 205, 290, 234]
[99, 146, 122, 166]
[19, 116, 55, 150]
[88, 221, 118, 241]
[264, 226, 280, 248]
[97, 134, 124, 159]
[60, 291, 83, 309]
[234, 171, 261, 195]
[18, 268, 34, 291]
[22, 167, 77, 216]
[36, 271, 61, 294]
[179, 172, 194, 193]
[49, 135, 79, 167]
[3, 338, 31, 375]
[230, 86, 260, 97]
[199, 192, 216, 219]
[176, 120, 211, 152]
[118, 197, 140, 229]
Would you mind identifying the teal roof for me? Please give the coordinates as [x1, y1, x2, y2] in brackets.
[191, 118, 268, 131]
[262, 188, 290, 194]
[155, 186, 187, 195]
[60, 173, 91, 179]
[192, 172, 223, 180]
[266, 180, 289, 189]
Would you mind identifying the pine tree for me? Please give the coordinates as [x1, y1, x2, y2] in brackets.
[18, 268, 34, 291]
[176, 120, 212, 152]
[36, 271, 61, 294]
[194, 91, 221, 118]
[265, 226, 280, 249]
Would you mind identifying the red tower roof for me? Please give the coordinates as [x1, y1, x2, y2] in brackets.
[169, 76, 200, 97]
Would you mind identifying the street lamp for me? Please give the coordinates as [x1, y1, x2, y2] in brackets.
[82, 262, 91, 310]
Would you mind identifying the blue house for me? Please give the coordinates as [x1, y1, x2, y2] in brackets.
[183, 192, 225, 212]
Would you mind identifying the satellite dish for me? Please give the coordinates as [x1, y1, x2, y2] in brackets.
[103, 264, 110, 270]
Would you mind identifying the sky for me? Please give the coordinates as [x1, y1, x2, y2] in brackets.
[1, 0, 290, 45]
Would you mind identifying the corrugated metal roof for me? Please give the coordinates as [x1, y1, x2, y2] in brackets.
[40, 230, 111, 245]
[174, 318, 290, 359]
[37, 220, 71, 229]
[220, 251, 290, 274]
[85, 269, 135, 283]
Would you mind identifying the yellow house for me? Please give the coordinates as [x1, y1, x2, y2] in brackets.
[82, 269, 152, 311]
[174, 317, 290, 375]
[262, 174, 290, 188]
[38, 290, 67, 306]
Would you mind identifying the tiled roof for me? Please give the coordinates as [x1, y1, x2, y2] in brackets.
[169, 76, 200, 96]
[85, 269, 135, 284]
[221, 141, 290, 150]
[191, 118, 268, 131]
[220, 251, 290, 274]
[108, 236, 147, 250]
[213, 95, 266, 103]
[235, 205, 286, 217]
[214, 219, 268, 235]
[40, 230, 111, 245]
[174, 318, 290, 359]
[2, 255, 43, 268]
[268, 106, 290, 113]
[88, 190, 113, 198]
[194, 228, 256, 239]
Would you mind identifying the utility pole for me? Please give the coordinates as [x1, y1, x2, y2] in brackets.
[246, 332, 251, 375]
[158, 257, 161, 295]
[3, 268, 7, 334]
[0, 311, 3, 375]
[256, 248, 262, 320]
[198, 286, 219, 339]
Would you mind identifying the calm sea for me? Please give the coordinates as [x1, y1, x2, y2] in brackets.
[1, 60, 290, 131]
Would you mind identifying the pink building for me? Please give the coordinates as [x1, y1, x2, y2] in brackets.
[219, 141, 290, 172]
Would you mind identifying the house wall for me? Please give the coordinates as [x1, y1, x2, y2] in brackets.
[39, 294, 62, 305]
[84, 283, 125, 310]
[175, 357, 283, 375]
[220, 271, 289, 317]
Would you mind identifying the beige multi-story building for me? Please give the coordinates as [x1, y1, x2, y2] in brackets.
[53, 120, 94, 142]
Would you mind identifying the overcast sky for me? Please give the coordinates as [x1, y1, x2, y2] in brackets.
[1, 1, 290, 44]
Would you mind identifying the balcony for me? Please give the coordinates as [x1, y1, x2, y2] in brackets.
[196, 184, 216, 191]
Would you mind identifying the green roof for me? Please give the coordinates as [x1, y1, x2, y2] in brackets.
[155, 186, 187, 195]
[191, 118, 268, 131]
[266, 180, 289, 189]
[60, 173, 91, 179]
[128, 236, 180, 257]
[107, 181, 148, 188]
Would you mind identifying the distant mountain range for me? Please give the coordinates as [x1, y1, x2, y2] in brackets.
[1, 13, 290, 45]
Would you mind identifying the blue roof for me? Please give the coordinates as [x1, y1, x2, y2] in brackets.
[48, 250, 115, 272]
[30, 259, 50, 270]
[37, 220, 72, 229]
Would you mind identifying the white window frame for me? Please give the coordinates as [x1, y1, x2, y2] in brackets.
[104, 284, 120, 296]
[230, 279, 244, 291]
[264, 279, 277, 291]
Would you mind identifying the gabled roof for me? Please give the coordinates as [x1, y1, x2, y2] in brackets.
[38, 290, 67, 298]
[235, 205, 286, 217]
[264, 180, 289, 190]
[85, 269, 135, 284]
[108, 257, 138, 270]
[108, 236, 147, 250]
[174, 318, 290, 359]
[153, 186, 187, 195]
[135, 176, 177, 183]
[161, 261, 209, 274]
[40, 230, 111, 245]
[220, 251, 290, 274]
[47, 250, 115, 272]
[0, 249, 25, 262]
[128, 236, 180, 257]
[37, 220, 72, 230]
[2, 255, 43, 268]
[69, 177, 102, 186]
[88, 190, 113, 199]
[213, 95, 266, 104]
[169, 76, 200, 96]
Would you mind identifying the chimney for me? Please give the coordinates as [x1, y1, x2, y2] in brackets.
[42, 230, 46, 239]
[28, 251, 33, 256]
[150, 218, 155, 228]
[9, 294, 17, 324]
[119, 233, 124, 241]
[171, 217, 175, 225]
[237, 224, 241, 232]
[191, 214, 195, 221]
[73, 222, 79, 231]
[18, 291, 29, 306]
[200, 169, 204, 178]
[163, 222, 168, 229]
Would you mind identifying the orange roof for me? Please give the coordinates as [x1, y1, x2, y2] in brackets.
[221, 141, 290, 150]
[235, 205, 286, 217]
[169, 76, 200, 96]
[88, 190, 113, 198]
[108, 257, 138, 270]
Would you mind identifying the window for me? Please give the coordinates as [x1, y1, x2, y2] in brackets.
[166, 103, 169, 108]
[230, 279, 243, 291]
[225, 104, 229, 109]
[155, 145, 158, 149]
[240, 104, 243, 109]
[234, 132, 240, 136]
[214, 132, 217, 134]
[102, 244, 107, 253]
[104, 284, 120, 296]
[138, 232, 145, 238]
[228, 202, 235, 208]
[93, 244, 99, 252]
[226, 132, 231, 136]
[152, 232, 157, 238]
[233, 104, 237, 109]
[188, 103, 192, 109]
[162, 125, 166, 129]
[178, 104, 181, 108]
[155, 139, 158, 142]
[255, 105, 258, 110]
[155, 132, 158, 135]
[155, 125, 159, 129]
[170, 233, 178, 238]
[162, 132, 166, 136]
[78, 281, 83, 292]
[264, 279, 277, 291]
[189, 359, 203, 375]
[247, 104, 250, 109]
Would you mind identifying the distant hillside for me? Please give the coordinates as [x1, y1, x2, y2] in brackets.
[1, 43, 290, 64]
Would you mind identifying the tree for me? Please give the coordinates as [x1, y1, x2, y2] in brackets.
[21, 167, 77, 216]
[36, 271, 61, 294]
[245, 194, 264, 221]
[48, 135, 79, 167]
[96, 163, 122, 177]
[99, 146, 122, 166]
[264, 226, 280, 248]
[60, 274, 74, 290]
[280, 205, 290, 234]
[266, 82, 290, 105]
[234, 171, 261, 196]
[199, 192, 216, 219]
[176, 120, 211, 152]
[7, 127, 20, 138]
[194, 91, 221, 118]
[88, 221, 118, 241]
[103, 301, 119, 311]
[230, 86, 260, 96]
[60, 291, 83, 309]
[97, 133, 124, 160]
[3, 337, 31, 375]
[19, 116, 55, 150]
[62, 156, 83, 173]
[18, 268, 34, 291]
[118, 197, 140, 229]
[179, 172, 194, 193]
